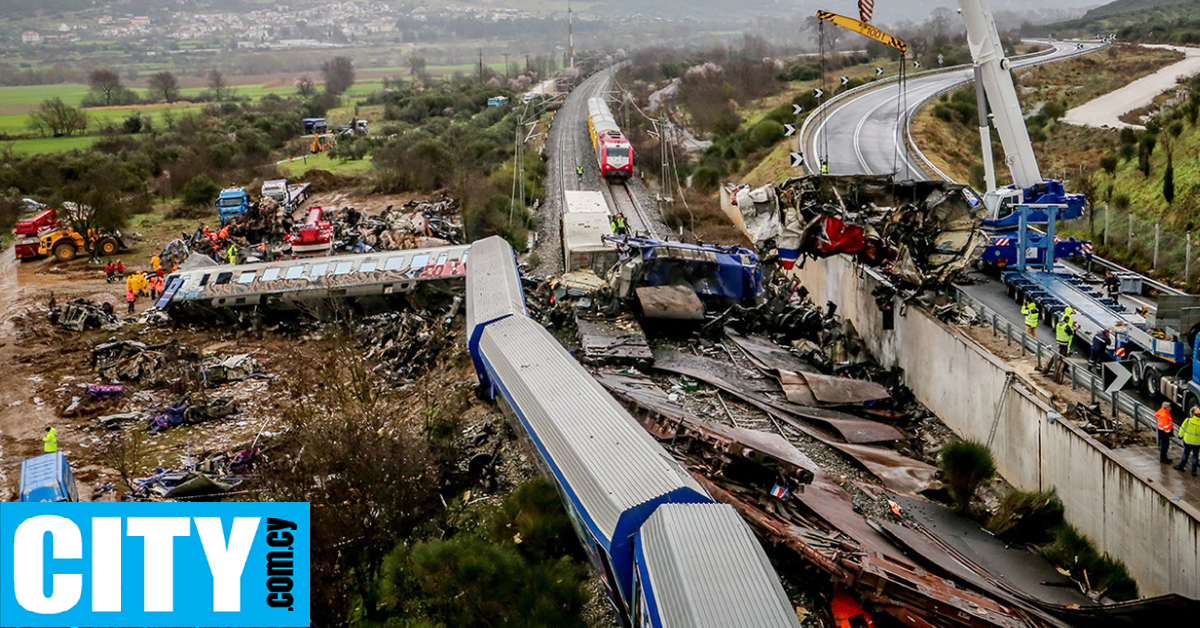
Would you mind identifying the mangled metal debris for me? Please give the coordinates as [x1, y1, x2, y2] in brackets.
[49, 298, 117, 331]
[649, 348, 934, 492]
[635, 285, 706, 320]
[575, 315, 652, 364]
[734, 174, 986, 287]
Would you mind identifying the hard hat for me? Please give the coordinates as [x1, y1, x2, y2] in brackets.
[1064, 307, 1073, 315]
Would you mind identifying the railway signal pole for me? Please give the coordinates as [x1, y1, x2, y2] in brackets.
[568, 0, 574, 69]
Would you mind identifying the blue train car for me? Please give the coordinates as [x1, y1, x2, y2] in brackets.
[465, 236, 801, 627]
[634, 503, 800, 628]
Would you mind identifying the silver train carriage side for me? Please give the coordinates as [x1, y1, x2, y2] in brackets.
[466, 235, 800, 628]
[156, 244, 469, 313]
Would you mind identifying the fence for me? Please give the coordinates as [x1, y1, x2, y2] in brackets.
[953, 287, 1169, 436]
[1060, 204, 1197, 290]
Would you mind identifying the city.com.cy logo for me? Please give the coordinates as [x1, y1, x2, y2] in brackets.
[0, 502, 309, 627]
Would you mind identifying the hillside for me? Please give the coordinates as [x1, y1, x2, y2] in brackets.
[1040, 0, 1200, 42]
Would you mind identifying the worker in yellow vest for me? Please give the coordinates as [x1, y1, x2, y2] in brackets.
[1021, 300, 1039, 336]
[43, 426, 57, 453]
[1174, 407, 1200, 476]
[1055, 316, 1076, 357]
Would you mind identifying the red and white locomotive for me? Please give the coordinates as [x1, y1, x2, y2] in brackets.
[586, 97, 633, 179]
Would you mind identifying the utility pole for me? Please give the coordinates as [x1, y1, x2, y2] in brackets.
[568, 0, 574, 70]
[478, 48, 484, 84]
[504, 53, 510, 78]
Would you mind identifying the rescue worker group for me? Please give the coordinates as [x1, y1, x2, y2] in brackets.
[1022, 293, 1200, 476]
[105, 253, 178, 314]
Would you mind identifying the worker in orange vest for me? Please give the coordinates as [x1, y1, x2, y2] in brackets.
[1156, 402, 1174, 464]
[126, 288, 136, 314]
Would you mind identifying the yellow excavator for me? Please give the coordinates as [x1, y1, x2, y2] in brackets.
[310, 133, 336, 154]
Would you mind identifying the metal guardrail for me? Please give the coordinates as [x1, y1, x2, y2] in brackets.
[953, 286, 1159, 432]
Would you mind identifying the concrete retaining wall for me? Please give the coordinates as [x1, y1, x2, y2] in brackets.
[794, 255, 1200, 598]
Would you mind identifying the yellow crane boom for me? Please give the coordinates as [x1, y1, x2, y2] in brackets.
[815, 10, 907, 53]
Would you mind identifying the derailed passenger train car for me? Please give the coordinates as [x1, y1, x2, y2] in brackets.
[158, 244, 469, 317]
[466, 235, 800, 628]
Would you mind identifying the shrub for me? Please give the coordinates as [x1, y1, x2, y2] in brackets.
[986, 489, 1064, 543]
[939, 439, 996, 513]
[1040, 523, 1138, 601]
[180, 174, 220, 207]
[749, 119, 785, 149]
[1113, 192, 1131, 211]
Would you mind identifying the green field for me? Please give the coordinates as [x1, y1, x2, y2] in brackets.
[2, 135, 100, 155]
[278, 153, 375, 177]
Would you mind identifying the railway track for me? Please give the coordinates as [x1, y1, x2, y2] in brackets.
[607, 181, 660, 239]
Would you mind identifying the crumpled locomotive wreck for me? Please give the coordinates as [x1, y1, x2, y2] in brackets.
[734, 175, 986, 287]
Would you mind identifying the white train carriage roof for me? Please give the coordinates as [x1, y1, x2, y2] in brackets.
[637, 503, 802, 628]
[466, 236, 527, 341]
[162, 244, 469, 306]
[588, 97, 622, 137]
[564, 190, 610, 214]
[479, 314, 707, 542]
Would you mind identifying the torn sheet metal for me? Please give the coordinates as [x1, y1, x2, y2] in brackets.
[727, 329, 890, 405]
[650, 349, 933, 492]
[727, 328, 817, 374]
[635, 285, 705, 320]
[651, 349, 907, 444]
[695, 475, 1035, 628]
[575, 315, 653, 363]
[779, 369, 890, 405]
[595, 370, 816, 488]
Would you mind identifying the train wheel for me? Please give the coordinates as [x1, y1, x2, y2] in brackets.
[53, 240, 77, 262]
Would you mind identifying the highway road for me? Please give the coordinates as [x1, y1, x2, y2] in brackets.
[804, 40, 1104, 179]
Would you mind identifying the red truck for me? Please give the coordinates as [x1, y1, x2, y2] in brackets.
[13, 208, 60, 260]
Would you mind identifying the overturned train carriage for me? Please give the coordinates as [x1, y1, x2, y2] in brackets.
[157, 245, 469, 318]
[466, 235, 800, 628]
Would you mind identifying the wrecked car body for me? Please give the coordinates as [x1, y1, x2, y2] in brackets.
[734, 175, 986, 287]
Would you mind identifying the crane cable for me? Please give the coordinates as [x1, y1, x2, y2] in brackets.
[892, 50, 908, 179]
[819, 20, 829, 168]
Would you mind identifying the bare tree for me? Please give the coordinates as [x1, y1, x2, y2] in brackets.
[58, 165, 133, 261]
[88, 68, 123, 106]
[294, 73, 316, 97]
[321, 56, 356, 95]
[147, 70, 180, 103]
[26, 97, 87, 137]
[103, 428, 150, 491]
[206, 68, 233, 101]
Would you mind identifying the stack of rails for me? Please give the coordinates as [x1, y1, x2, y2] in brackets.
[466, 235, 800, 628]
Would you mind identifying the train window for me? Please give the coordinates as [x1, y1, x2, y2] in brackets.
[237, 271, 257, 284]
[360, 261, 377, 273]
[608, 147, 630, 158]
[214, 272, 232, 285]
[384, 256, 406, 270]
[435, 253, 448, 267]
[284, 265, 306, 280]
[333, 261, 354, 275]
[198, 274, 210, 286]
[310, 263, 329, 277]
[262, 268, 281, 281]
[410, 254, 429, 270]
